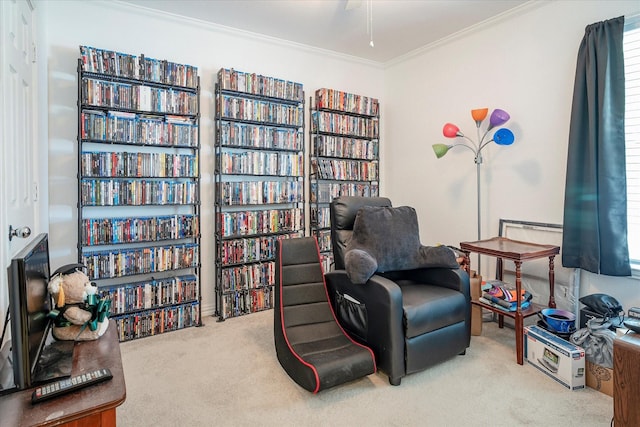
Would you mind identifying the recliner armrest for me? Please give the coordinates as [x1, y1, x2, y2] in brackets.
[324, 270, 406, 382]
[409, 267, 471, 302]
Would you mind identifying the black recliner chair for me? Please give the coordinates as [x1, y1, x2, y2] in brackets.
[274, 236, 376, 393]
[325, 196, 471, 385]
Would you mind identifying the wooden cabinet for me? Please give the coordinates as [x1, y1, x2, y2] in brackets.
[614, 333, 640, 426]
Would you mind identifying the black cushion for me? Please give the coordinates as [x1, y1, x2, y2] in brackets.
[344, 205, 459, 284]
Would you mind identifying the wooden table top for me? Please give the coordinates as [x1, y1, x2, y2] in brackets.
[460, 236, 560, 261]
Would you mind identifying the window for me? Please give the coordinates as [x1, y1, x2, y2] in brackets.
[624, 15, 640, 267]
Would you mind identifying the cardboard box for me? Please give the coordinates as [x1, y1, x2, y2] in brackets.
[470, 272, 482, 336]
[585, 361, 613, 396]
[524, 325, 585, 390]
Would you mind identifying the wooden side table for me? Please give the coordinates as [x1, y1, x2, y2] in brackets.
[0, 319, 126, 426]
[460, 237, 560, 365]
[614, 332, 640, 427]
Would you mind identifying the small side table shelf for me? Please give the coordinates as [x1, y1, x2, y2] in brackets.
[460, 236, 560, 365]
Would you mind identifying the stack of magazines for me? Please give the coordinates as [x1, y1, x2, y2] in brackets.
[479, 279, 533, 312]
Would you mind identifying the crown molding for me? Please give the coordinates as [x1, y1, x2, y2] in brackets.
[109, 1, 384, 69]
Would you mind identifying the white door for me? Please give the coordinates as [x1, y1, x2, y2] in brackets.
[0, 0, 39, 333]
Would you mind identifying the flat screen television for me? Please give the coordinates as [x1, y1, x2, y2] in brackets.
[6, 233, 53, 390]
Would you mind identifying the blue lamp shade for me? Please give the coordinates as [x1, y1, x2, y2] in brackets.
[493, 128, 515, 145]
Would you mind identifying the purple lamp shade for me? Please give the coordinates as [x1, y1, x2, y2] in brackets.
[443, 123, 461, 138]
[489, 109, 510, 129]
[493, 128, 515, 145]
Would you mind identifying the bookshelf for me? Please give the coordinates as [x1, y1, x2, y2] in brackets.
[77, 46, 201, 341]
[214, 68, 305, 320]
[310, 88, 380, 271]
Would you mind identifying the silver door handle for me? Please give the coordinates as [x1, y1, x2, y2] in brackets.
[9, 225, 31, 241]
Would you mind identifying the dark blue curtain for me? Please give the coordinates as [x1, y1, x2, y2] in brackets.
[562, 16, 630, 276]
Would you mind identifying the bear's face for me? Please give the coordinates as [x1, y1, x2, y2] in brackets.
[49, 270, 96, 305]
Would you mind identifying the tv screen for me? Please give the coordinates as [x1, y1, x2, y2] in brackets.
[7, 233, 52, 390]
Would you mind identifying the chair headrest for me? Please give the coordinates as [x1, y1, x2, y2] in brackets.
[329, 196, 392, 270]
[330, 196, 392, 231]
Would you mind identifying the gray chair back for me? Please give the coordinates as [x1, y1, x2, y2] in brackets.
[329, 196, 392, 270]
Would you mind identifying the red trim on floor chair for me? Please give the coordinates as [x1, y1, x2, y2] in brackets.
[277, 240, 322, 393]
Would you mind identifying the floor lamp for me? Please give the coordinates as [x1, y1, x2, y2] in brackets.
[432, 108, 515, 273]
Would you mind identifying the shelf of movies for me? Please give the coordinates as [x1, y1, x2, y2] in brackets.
[112, 301, 201, 341]
[217, 93, 303, 128]
[216, 180, 303, 206]
[217, 120, 303, 151]
[306, 231, 334, 273]
[220, 261, 278, 293]
[217, 68, 303, 103]
[81, 243, 199, 281]
[81, 109, 198, 148]
[311, 110, 379, 139]
[100, 274, 199, 316]
[218, 208, 304, 238]
[218, 150, 303, 177]
[311, 206, 331, 229]
[221, 287, 273, 320]
[311, 158, 378, 181]
[219, 231, 305, 266]
[311, 134, 378, 160]
[81, 214, 198, 246]
[80, 179, 198, 206]
[80, 45, 199, 89]
[81, 151, 198, 178]
[81, 77, 198, 116]
[309, 181, 379, 204]
[314, 88, 379, 117]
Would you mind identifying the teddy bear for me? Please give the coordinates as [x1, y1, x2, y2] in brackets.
[47, 264, 110, 341]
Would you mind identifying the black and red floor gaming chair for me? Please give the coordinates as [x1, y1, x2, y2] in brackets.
[274, 236, 376, 393]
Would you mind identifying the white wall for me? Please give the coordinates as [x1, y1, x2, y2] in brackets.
[384, 0, 640, 309]
[40, 0, 640, 317]
[41, 1, 384, 316]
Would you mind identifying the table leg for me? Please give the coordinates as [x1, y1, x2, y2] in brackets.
[514, 260, 524, 365]
[548, 255, 557, 308]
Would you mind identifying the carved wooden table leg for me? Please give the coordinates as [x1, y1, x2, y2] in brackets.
[514, 260, 524, 365]
[548, 255, 557, 308]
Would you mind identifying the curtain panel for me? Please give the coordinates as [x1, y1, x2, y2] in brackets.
[562, 16, 631, 276]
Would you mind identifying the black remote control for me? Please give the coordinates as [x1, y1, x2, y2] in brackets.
[31, 368, 113, 404]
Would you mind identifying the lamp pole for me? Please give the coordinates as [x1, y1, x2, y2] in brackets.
[432, 108, 515, 277]
[475, 124, 483, 273]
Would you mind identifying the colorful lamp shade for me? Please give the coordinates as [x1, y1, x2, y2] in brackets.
[432, 143, 452, 158]
[493, 128, 515, 145]
[442, 123, 461, 138]
[488, 109, 510, 130]
[471, 108, 488, 124]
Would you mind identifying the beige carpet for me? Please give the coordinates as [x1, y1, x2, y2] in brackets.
[116, 311, 612, 426]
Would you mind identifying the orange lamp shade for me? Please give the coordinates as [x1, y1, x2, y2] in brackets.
[471, 108, 488, 122]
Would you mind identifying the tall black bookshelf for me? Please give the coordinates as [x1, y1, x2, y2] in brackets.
[310, 88, 380, 271]
[77, 46, 201, 341]
[214, 68, 305, 321]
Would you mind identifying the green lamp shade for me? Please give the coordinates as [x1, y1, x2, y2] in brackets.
[432, 144, 451, 158]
